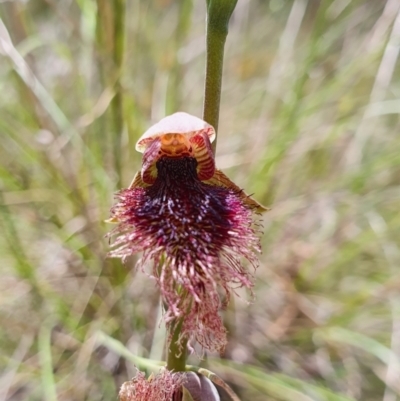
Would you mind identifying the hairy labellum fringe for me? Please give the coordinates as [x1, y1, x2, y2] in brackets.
[109, 157, 261, 352]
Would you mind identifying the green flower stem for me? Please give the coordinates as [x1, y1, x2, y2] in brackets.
[166, 318, 188, 372]
[203, 0, 238, 153]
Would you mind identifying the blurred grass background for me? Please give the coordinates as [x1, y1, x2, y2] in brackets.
[1, 0, 400, 400]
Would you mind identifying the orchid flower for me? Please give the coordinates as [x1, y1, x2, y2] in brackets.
[108, 112, 265, 352]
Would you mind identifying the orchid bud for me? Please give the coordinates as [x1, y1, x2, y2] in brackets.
[182, 372, 220, 401]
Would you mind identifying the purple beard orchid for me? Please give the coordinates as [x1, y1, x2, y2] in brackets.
[108, 112, 265, 353]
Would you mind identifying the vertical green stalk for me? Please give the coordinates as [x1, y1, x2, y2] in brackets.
[39, 323, 57, 401]
[166, 318, 188, 372]
[161, 261, 188, 372]
[203, 0, 238, 153]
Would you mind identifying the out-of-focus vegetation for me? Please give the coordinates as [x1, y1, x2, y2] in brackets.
[1, 0, 400, 400]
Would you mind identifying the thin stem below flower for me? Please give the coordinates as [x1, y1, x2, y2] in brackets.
[166, 318, 188, 372]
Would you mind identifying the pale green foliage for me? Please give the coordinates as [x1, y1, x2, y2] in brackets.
[0, 1, 399, 400]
